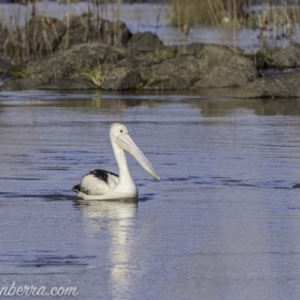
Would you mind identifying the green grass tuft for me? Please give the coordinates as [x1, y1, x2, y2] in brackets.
[10, 68, 30, 79]
[78, 66, 104, 87]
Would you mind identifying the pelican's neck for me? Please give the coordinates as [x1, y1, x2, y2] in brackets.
[111, 141, 134, 184]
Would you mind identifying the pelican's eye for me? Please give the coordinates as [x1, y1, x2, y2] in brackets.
[120, 129, 123, 133]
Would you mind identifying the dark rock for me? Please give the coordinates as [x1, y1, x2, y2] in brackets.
[60, 14, 90, 49]
[127, 32, 163, 52]
[57, 0, 81, 3]
[0, 78, 97, 91]
[1, 43, 136, 91]
[253, 48, 278, 70]
[10, 0, 39, 4]
[0, 57, 13, 75]
[293, 183, 300, 188]
[102, 65, 141, 90]
[144, 56, 199, 90]
[25, 16, 66, 53]
[273, 43, 300, 68]
[0, 78, 42, 91]
[167, 43, 204, 56]
[92, 19, 132, 47]
[193, 45, 259, 88]
[0, 42, 261, 92]
[38, 79, 97, 90]
[144, 73, 189, 90]
[61, 15, 132, 49]
[0, 22, 9, 54]
[233, 72, 300, 98]
[5, 15, 66, 60]
[184, 43, 204, 55]
[144, 45, 258, 90]
[26, 43, 125, 84]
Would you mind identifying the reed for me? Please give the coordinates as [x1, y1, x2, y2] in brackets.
[0, 0, 300, 64]
[247, 2, 300, 46]
[169, 0, 239, 28]
[169, 0, 299, 49]
[0, 0, 124, 63]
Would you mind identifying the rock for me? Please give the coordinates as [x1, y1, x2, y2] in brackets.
[61, 15, 132, 49]
[143, 45, 258, 90]
[6, 15, 66, 60]
[2, 43, 126, 90]
[253, 48, 278, 69]
[0, 22, 9, 54]
[0, 57, 13, 75]
[167, 43, 204, 56]
[145, 73, 189, 90]
[0, 78, 42, 91]
[92, 19, 132, 47]
[144, 56, 200, 90]
[273, 43, 300, 68]
[0, 78, 97, 91]
[26, 43, 125, 84]
[38, 79, 97, 90]
[127, 32, 164, 52]
[193, 45, 259, 88]
[184, 43, 204, 55]
[0, 42, 261, 92]
[10, 0, 40, 4]
[60, 14, 90, 49]
[102, 65, 141, 90]
[233, 72, 300, 98]
[57, 0, 81, 3]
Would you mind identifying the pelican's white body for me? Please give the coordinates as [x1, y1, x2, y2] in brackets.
[74, 123, 160, 200]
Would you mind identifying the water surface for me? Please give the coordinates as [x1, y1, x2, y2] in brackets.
[1, 91, 300, 299]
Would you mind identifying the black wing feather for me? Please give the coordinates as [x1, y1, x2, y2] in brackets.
[73, 169, 119, 194]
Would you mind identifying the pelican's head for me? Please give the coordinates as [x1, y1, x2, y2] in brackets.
[110, 123, 160, 180]
[110, 123, 129, 140]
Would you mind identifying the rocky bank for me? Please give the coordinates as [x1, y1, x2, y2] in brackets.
[0, 14, 300, 98]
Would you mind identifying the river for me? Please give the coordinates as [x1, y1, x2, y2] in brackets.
[1, 90, 300, 299]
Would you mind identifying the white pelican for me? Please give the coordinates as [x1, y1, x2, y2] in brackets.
[73, 123, 160, 200]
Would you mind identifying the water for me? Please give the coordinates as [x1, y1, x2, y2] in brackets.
[1, 91, 300, 299]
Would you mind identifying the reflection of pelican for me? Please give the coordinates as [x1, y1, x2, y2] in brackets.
[75, 199, 137, 297]
[74, 198, 138, 220]
[73, 123, 160, 200]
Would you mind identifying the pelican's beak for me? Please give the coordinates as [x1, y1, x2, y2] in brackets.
[116, 134, 161, 180]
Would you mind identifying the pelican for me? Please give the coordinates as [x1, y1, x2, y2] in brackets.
[73, 123, 160, 200]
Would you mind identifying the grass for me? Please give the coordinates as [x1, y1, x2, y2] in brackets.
[78, 66, 104, 87]
[10, 68, 30, 79]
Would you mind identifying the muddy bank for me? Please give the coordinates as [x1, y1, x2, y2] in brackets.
[0, 14, 300, 98]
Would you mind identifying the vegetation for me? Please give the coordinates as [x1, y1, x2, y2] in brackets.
[170, 0, 299, 33]
[0, 0, 299, 65]
[77, 66, 104, 87]
[169, 0, 245, 28]
[0, 0, 125, 63]
[9, 67, 30, 79]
